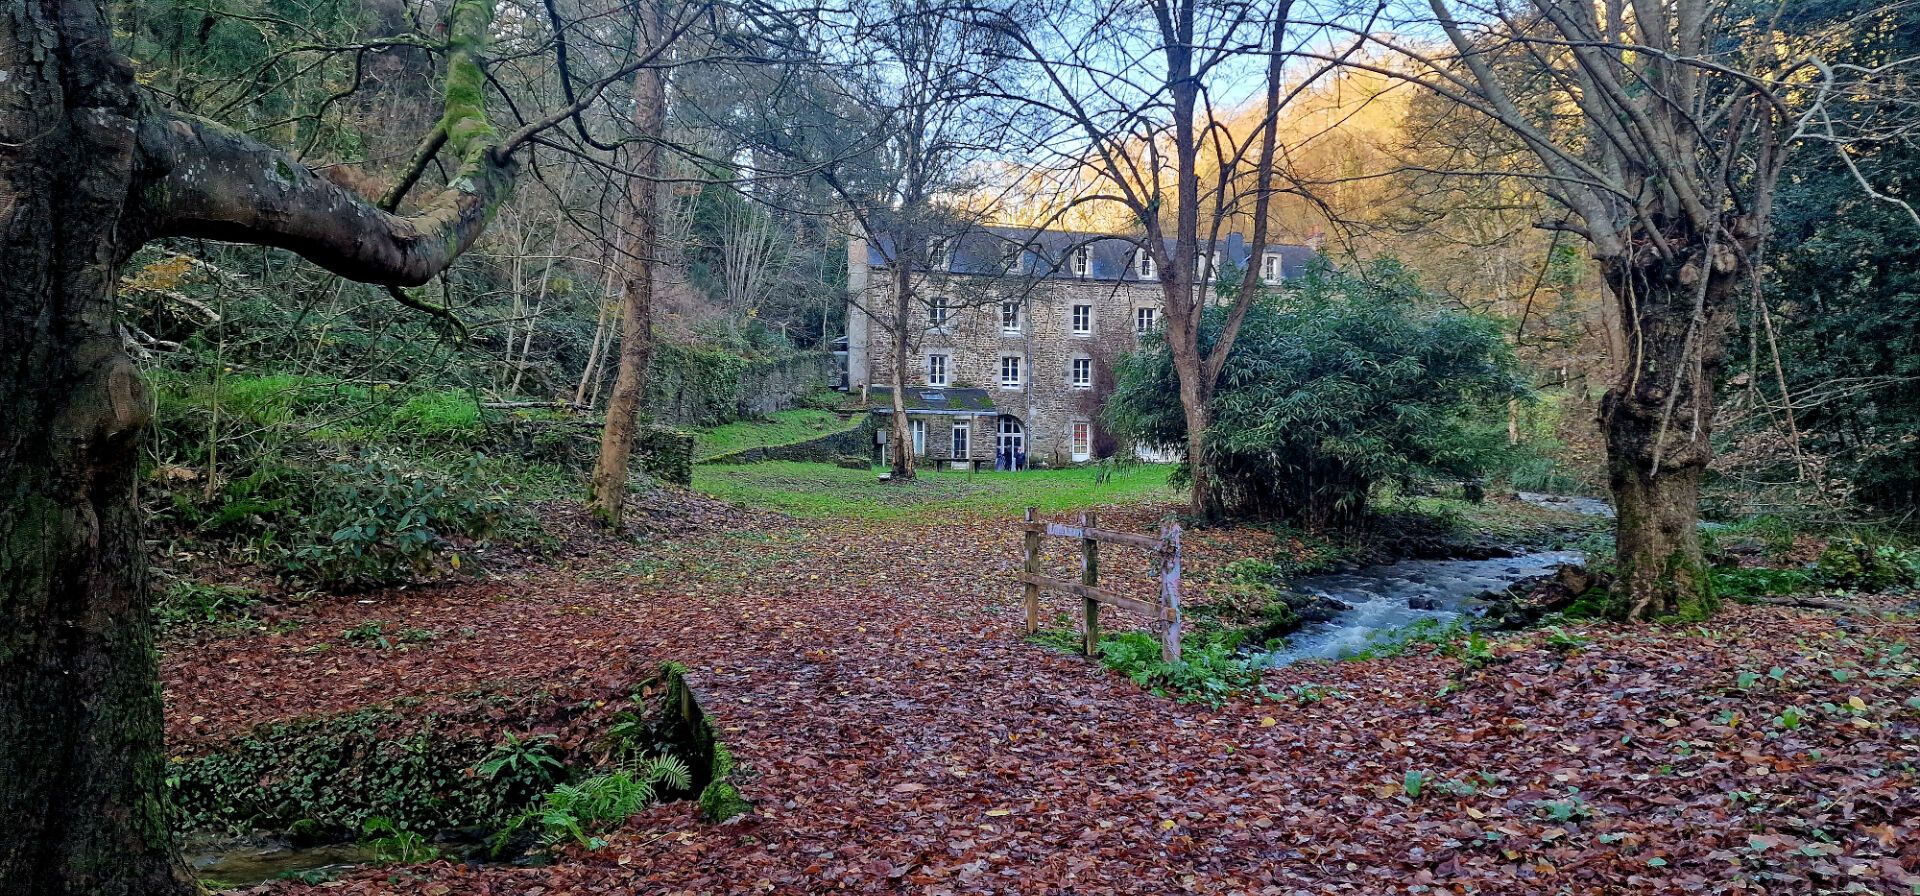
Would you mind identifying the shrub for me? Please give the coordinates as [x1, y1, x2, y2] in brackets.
[1817, 540, 1920, 592]
[279, 452, 509, 590]
[1107, 257, 1523, 529]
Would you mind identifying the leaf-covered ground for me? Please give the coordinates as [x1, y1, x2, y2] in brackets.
[165, 489, 1920, 895]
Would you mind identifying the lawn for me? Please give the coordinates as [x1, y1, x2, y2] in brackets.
[694, 409, 863, 461]
[691, 459, 1181, 519]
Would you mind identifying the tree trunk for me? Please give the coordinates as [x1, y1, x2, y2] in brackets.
[1166, 296, 1216, 519]
[5, 1, 517, 890]
[888, 260, 917, 480]
[1179, 389, 1213, 520]
[1599, 247, 1740, 621]
[589, 11, 666, 528]
[1, 2, 195, 892]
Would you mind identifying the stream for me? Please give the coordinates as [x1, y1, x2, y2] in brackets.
[186, 841, 376, 887]
[1254, 549, 1585, 667]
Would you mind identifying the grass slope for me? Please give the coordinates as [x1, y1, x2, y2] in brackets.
[694, 410, 861, 461]
[692, 460, 1180, 520]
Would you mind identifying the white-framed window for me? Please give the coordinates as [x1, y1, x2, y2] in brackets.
[911, 418, 927, 456]
[1196, 249, 1220, 282]
[1135, 250, 1156, 280]
[1001, 298, 1022, 333]
[1071, 303, 1093, 335]
[951, 420, 971, 458]
[1135, 306, 1158, 334]
[1071, 357, 1093, 389]
[999, 355, 1023, 388]
[1072, 245, 1091, 276]
[926, 353, 949, 386]
[1071, 421, 1092, 462]
[928, 239, 948, 271]
[1262, 253, 1282, 283]
[1001, 242, 1021, 271]
[928, 295, 949, 328]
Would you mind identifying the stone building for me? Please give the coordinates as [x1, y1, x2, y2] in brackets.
[846, 225, 1316, 468]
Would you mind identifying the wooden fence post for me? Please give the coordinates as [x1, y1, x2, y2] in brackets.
[1159, 520, 1182, 664]
[1022, 507, 1041, 634]
[1080, 512, 1100, 657]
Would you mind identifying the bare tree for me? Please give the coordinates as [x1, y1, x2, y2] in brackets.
[984, 0, 1371, 517]
[717, 194, 791, 316]
[1314, 0, 1909, 618]
[819, 0, 1030, 480]
[590, 0, 672, 527]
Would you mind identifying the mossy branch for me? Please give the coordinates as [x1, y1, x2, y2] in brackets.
[143, 0, 519, 289]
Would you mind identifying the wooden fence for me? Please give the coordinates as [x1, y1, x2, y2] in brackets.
[1018, 508, 1183, 663]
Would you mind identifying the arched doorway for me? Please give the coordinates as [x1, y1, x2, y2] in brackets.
[996, 416, 1026, 471]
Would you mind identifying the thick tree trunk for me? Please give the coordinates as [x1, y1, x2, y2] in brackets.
[889, 262, 917, 480]
[589, 13, 666, 528]
[5, 2, 518, 890]
[1599, 246, 1740, 621]
[1, 2, 195, 892]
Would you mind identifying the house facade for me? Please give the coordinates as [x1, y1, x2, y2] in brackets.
[846, 225, 1315, 468]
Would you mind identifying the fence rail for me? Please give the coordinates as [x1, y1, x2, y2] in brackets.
[1019, 508, 1182, 663]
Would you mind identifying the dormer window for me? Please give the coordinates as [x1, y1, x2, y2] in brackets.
[1001, 242, 1021, 272]
[1261, 253, 1282, 283]
[1072, 246, 1091, 276]
[1135, 250, 1156, 280]
[928, 239, 948, 271]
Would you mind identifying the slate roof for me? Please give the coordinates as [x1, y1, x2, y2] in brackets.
[864, 225, 1318, 283]
[866, 386, 997, 415]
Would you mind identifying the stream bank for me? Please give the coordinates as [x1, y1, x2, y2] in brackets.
[1254, 550, 1585, 665]
[177, 663, 743, 889]
[1200, 493, 1611, 668]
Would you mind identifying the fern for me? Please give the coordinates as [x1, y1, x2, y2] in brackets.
[491, 753, 691, 854]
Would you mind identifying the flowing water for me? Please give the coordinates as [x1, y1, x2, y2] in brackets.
[1254, 550, 1585, 667]
[186, 841, 375, 887]
[1515, 492, 1615, 517]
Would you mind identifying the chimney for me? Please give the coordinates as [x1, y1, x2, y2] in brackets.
[845, 226, 871, 389]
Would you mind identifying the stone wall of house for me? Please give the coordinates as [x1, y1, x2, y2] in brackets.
[858, 274, 1164, 466]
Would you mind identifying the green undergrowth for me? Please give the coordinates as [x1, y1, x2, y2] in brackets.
[171, 664, 747, 875]
[1338, 617, 1478, 661]
[149, 447, 519, 593]
[1031, 625, 1269, 707]
[695, 408, 860, 461]
[693, 461, 1179, 520]
[1558, 520, 1920, 619]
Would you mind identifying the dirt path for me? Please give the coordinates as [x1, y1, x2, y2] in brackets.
[167, 499, 1920, 895]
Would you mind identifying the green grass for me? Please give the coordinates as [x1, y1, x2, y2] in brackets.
[692, 461, 1180, 520]
[695, 410, 861, 461]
